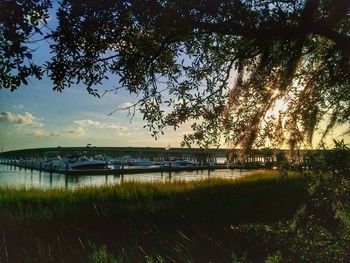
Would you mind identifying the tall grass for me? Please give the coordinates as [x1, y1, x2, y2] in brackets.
[0, 171, 307, 262]
[0, 170, 305, 222]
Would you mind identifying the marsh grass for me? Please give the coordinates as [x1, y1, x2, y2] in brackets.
[0, 171, 307, 262]
[0, 171, 304, 221]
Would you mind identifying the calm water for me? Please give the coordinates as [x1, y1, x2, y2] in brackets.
[0, 164, 260, 189]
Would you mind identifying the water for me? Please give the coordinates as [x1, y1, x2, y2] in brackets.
[0, 164, 260, 189]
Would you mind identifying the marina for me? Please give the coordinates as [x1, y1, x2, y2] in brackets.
[0, 146, 278, 176]
[0, 155, 231, 175]
[0, 148, 273, 189]
[0, 164, 260, 189]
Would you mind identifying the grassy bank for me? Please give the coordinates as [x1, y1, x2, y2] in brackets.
[0, 171, 306, 262]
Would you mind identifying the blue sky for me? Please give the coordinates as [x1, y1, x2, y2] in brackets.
[0, 77, 191, 151]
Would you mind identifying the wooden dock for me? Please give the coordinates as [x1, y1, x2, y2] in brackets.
[0, 162, 234, 176]
[55, 164, 229, 175]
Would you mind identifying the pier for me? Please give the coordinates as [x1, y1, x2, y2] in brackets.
[61, 165, 229, 176]
[2, 146, 340, 176]
[0, 146, 284, 163]
[0, 146, 282, 175]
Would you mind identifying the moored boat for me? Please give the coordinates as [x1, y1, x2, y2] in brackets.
[175, 159, 194, 167]
[129, 158, 154, 166]
[58, 155, 108, 170]
[161, 158, 194, 167]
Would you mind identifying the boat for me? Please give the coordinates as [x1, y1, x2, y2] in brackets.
[129, 158, 154, 166]
[161, 158, 194, 167]
[175, 159, 194, 167]
[94, 155, 114, 164]
[42, 156, 66, 170]
[59, 155, 108, 170]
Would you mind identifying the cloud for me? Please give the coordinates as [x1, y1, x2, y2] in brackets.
[100, 123, 127, 131]
[0, 111, 43, 127]
[65, 126, 85, 136]
[118, 102, 134, 109]
[28, 127, 85, 137]
[28, 130, 61, 137]
[74, 119, 127, 132]
[74, 119, 101, 127]
[28, 130, 47, 137]
[49, 131, 61, 137]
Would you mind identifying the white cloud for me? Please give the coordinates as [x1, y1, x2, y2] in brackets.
[74, 119, 127, 132]
[27, 127, 85, 137]
[74, 119, 101, 127]
[28, 130, 61, 137]
[100, 123, 127, 131]
[118, 102, 134, 109]
[0, 111, 43, 127]
[65, 126, 85, 136]
[28, 130, 46, 137]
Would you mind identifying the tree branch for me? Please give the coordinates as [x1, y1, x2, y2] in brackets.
[192, 18, 350, 56]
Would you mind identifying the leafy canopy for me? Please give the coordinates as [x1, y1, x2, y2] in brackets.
[1, 0, 349, 149]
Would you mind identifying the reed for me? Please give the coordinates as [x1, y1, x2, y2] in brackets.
[0, 170, 305, 221]
[0, 171, 307, 262]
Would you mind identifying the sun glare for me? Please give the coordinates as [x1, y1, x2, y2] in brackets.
[269, 99, 289, 118]
[275, 99, 288, 112]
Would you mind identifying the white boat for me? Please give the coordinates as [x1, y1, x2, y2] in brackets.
[130, 158, 154, 166]
[105, 156, 130, 165]
[59, 155, 108, 170]
[161, 158, 194, 167]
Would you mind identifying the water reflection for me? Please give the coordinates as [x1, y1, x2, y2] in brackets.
[0, 164, 261, 189]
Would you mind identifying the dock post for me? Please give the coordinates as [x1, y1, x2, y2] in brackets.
[168, 171, 172, 182]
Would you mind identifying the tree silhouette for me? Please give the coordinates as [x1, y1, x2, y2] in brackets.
[1, 0, 349, 149]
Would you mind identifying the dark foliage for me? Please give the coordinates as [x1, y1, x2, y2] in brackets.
[1, 1, 349, 148]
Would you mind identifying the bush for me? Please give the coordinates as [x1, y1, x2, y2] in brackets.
[275, 140, 350, 262]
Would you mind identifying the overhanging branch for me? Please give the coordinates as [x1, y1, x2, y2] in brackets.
[192, 19, 350, 56]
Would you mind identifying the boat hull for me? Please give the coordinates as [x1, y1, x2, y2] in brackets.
[70, 163, 108, 170]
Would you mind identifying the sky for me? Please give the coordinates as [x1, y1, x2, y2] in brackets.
[0, 78, 196, 151]
[0, 77, 193, 151]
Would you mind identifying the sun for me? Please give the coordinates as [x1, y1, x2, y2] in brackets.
[275, 99, 288, 112]
[268, 98, 289, 118]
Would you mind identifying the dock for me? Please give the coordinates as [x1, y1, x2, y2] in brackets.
[59, 164, 229, 175]
[0, 162, 233, 176]
[0, 146, 278, 175]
